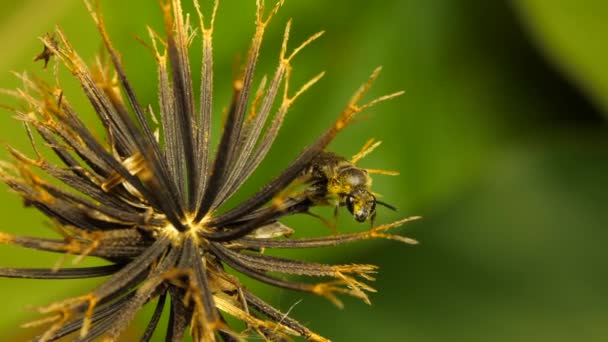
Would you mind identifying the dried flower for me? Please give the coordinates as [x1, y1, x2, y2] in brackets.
[0, 0, 418, 341]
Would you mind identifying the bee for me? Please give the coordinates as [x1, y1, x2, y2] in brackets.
[299, 139, 397, 225]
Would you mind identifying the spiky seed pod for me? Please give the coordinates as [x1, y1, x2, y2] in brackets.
[0, 0, 418, 341]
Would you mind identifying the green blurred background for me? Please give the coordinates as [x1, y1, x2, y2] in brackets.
[1, 0, 607, 341]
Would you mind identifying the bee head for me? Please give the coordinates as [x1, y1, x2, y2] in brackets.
[344, 186, 376, 223]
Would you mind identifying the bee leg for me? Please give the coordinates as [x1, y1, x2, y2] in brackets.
[333, 205, 341, 231]
[304, 210, 337, 234]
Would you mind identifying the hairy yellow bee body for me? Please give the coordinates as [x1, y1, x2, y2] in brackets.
[301, 151, 380, 223]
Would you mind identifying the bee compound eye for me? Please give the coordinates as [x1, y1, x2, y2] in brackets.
[345, 195, 355, 213]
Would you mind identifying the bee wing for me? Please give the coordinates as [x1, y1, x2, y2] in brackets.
[247, 221, 295, 239]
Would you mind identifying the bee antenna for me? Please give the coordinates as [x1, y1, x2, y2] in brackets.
[376, 200, 397, 211]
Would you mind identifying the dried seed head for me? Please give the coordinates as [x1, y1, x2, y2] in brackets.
[0, 0, 417, 341]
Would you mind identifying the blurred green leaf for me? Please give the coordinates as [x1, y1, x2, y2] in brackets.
[513, 0, 608, 116]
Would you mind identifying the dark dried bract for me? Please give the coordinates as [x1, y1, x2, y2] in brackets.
[0, 0, 417, 341]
